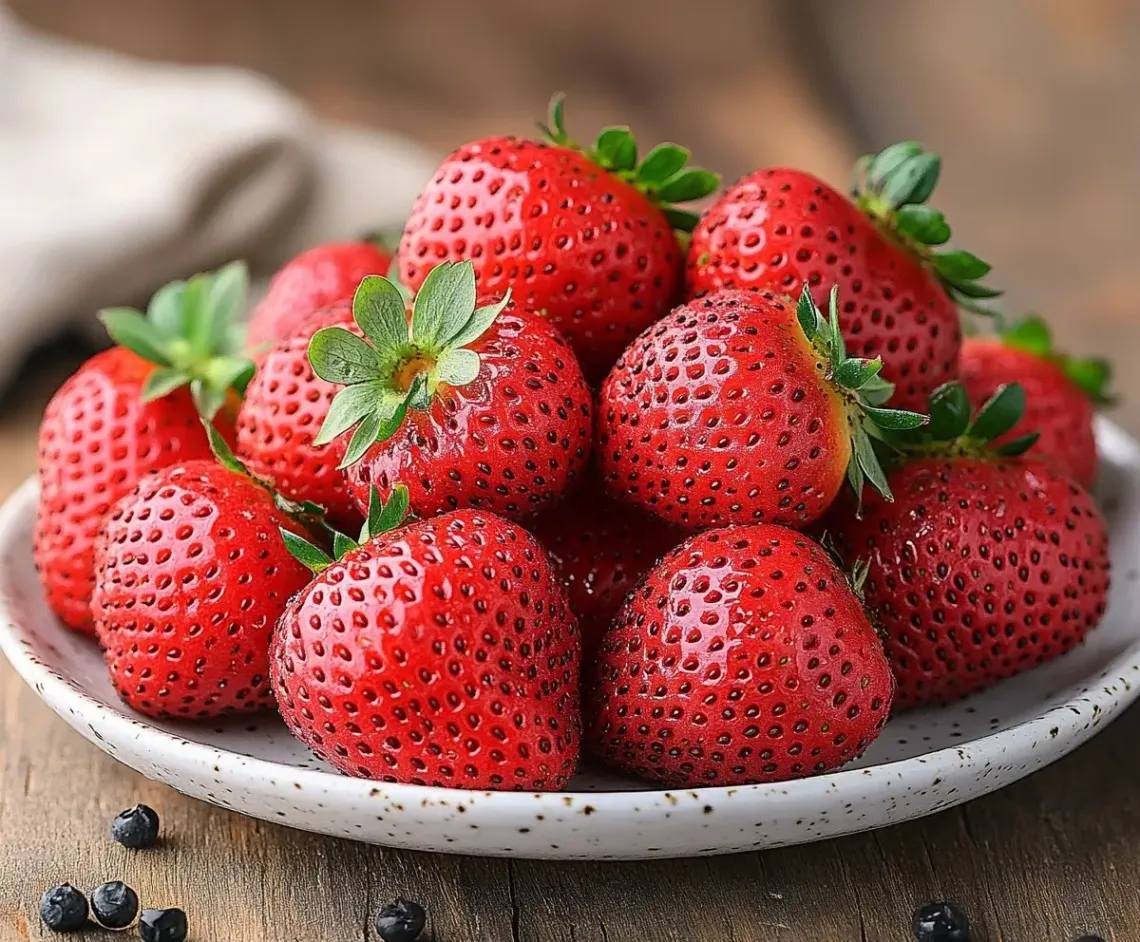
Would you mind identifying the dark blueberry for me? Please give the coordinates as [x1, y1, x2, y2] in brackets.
[39, 883, 88, 932]
[90, 881, 139, 930]
[110, 804, 160, 849]
[139, 907, 189, 942]
[375, 897, 427, 942]
[914, 901, 970, 942]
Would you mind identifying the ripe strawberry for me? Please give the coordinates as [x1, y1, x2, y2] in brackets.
[531, 480, 681, 661]
[396, 95, 719, 381]
[236, 299, 364, 530]
[34, 264, 254, 634]
[272, 490, 581, 790]
[587, 523, 894, 786]
[829, 381, 1111, 708]
[306, 261, 593, 521]
[687, 142, 1000, 411]
[92, 433, 313, 719]
[597, 285, 925, 532]
[959, 316, 1110, 488]
[246, 240, 393, 349]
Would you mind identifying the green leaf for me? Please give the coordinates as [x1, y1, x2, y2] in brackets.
[443, 294, 511, 350]
[181, 274, 211, 359]
[1064, 357, 1113, 404]
[404, 372, 432, 411]
[339, 410, 382, 469]
[994, 432, 1041, 457]
[373, 376, 426, 448]
[850, 153, 873, 194]
[191, 380, 225, 421]
[434, 347, 481, 387]
[637, 144, 689, 185]
[656, 168, 719, 203]
[540, 92, 569, 145]
[141, 367, 189, 402]
[967, 382, 1026, 442]
[948, 282, 1003, 301]
[203, 354, 255, 393]
[864, 406, 927, 431]
[933, 250, 991, 282]
[411, 262, 477, 351]
[146, 281, 188, 339]
[308, 327, 383, 384]
[663, 208, 701, 232]
[332, 530, 358, 559]
[895, 205, 951, 245]
[314, 382, 388, 446]
[882, 153, 941, 208]
[1001, 316, 1052, 357]
[927, 381, 971, 440]
[796, 285, 820, 340]
[201, 418, 247, 476]
[376, 484, 410, 533]
[363, 486, 385, 542]
[826, 286, 846, 360]
[594, 126, 637, 171]
[834, 358, 882, 390]
[853, 422, 894, 501]
[846, 452, 866, 516]
[866, 142, 921, 190]
[280, 528, 334, 574]
[354, 275, 409, 353]
[860, 373, 896, 407]
[99, 308, 172, 366]
[205, 261, 249, 354]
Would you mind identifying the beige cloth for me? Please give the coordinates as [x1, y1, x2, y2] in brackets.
[0, 7, 437, 384]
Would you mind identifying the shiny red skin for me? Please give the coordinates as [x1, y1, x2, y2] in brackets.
[397, 137, 684, 382]
[686, 168, 961, 412]
[959, 338, 1097, 487]
[347, 308, 593, 521]
[92, 460, 312, 719]
[247, 241, 392, 349]
[271, 511, 581, 790]
[597, 289, 852, 532]
[587, 524, 894, 786]
[832, 457, 1111, 709]
[34, 348, 235, 635]
[237, 300, 363, 531]
[532, 482, 682, 662]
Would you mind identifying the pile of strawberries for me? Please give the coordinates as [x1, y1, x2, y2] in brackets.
[33, 98, 1113, 792]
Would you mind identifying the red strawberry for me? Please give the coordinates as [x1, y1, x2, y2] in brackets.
[306, 261, 593, 521]
[247, 240, 393, 349]
[396, 96, 718, 381]
[686, 143, 999, 411]
[587, 523, 894, 786]
[272, 493, 581, 790]
[597, 285, 925, 532]
[34, 264, 254, 634]
[532, 480, 681, 661]
[829, 381, 1111, 708]
[236, 299, 364, 530]
[92, 448, 312, 719]
[959, 316, 1110, 487]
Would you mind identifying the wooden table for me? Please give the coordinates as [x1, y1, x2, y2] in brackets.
[3, 1, 1140, 939]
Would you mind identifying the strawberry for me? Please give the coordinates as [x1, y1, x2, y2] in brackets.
[236, 299, 364, 530]
[246, 240, 393, 349]
[91, 428, 313, 719]
[959, 316, 1110, 488]
[396, 95, 719, 381]
[686, 142, 1000, 411]
[272, 489, 581, 790]
[587, 523, 894, 786]
[597, 285, 925, 532]
[34, 264, 254, 634]
[531, 479, 681, 661]
[829, 381, 1111, 708]
[306, 261, 593, 521]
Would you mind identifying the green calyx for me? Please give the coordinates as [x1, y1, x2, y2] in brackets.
[1000, 315, 1113, 406]
[884, 380, 1039, 459]
[538, 93, 720, 233]
[98, 261, 255, 419]
[795, 285, 927, 508]
[851, 142, 1001, 315]
[280, 485, 410, 574]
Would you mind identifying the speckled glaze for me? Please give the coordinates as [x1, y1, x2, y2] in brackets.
[2, 418, 1138, 860]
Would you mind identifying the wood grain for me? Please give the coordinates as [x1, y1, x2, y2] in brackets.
[2, 0, 1140, 939]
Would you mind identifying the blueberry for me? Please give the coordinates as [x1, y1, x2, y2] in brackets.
[110, 804, 160, 849]
[914, 901, 970, 942]
[139, 907, 189, 942]
[39, 883, 88, 932]
[375, 897, 427, 942]
[90, 881, 139, 930]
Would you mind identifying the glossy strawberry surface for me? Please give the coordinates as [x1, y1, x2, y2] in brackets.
[271, 510, 581, 790]
[686, 168, 961, 411]
[832, 456, 1110, 708]
[397, 138, 684, 381]
[587, 524, 894, 786]
[34, 348, 233, 635]
[92, 460, 312, 719]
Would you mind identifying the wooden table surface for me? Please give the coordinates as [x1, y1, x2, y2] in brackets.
[3, 1, 1140, 939]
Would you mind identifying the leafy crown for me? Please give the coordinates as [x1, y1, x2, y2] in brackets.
[280, 486, 410, 574]
[999, 316, 1112, 405]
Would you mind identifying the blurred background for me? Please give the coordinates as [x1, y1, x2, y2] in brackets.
[3, 0, 1139, 486]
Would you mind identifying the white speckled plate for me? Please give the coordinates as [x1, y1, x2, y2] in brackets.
[3, 419, 1139, 860]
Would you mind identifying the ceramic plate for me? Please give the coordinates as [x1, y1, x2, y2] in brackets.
[2, 419, 1139, 860]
